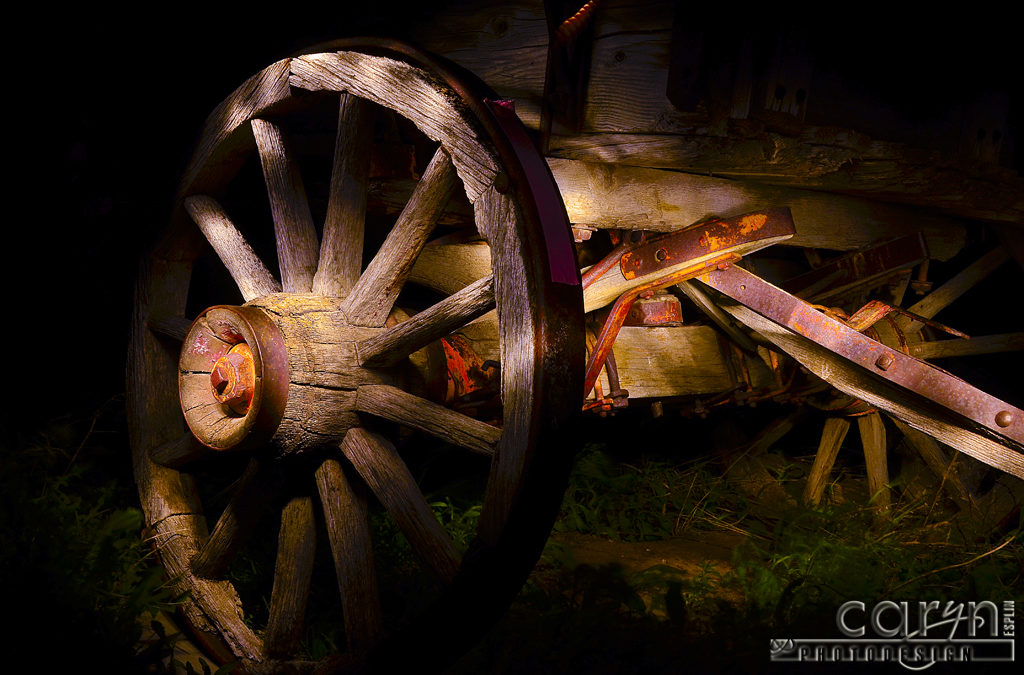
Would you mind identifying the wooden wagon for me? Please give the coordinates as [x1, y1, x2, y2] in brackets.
[128, 3, 1024, 672]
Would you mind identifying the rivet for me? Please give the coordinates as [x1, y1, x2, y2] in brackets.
[995, 410, 1013, 428]
[875, 352, 895, 370]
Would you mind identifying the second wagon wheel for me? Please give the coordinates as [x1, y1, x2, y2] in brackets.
[128, 40, 583, 673]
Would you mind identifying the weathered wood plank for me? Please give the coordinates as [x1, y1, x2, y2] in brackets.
[251, 118, 320, 293]
[803, 417, 851, 506]
[358, 275, 495, 367]
[548, 133, 1024, 225]
[340, 428, 461, 583]
[409, 241, 492, 295]
[893, 419, 976, 513]
[315, 456, 382, 655]
[858, 412, 890, 515]
[355, 385, 500, 456]
[313, 93, 374, 297]
[910, 333, 1024, 360]
[712, 289, 1024, 478]
[548, 159, 966, 260]
[184, 196, 282, 301]
[344, 148, 459, 326]
[264, 495, 317, 658]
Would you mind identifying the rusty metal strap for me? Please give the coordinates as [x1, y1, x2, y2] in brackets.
[701, 265, 1024, 451]
[620, 208, 795, 280]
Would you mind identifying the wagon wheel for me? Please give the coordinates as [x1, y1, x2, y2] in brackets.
[710, 236, 1024, 519]
[128, 39, 583, 673]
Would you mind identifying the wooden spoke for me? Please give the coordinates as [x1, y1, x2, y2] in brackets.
[192, 459, 282, 579]
[858, 412, 890, 515]
[264, 495, 317, 659]
[802, 417, 851, 506]
[355, 385, 500, 456]
[315, 456, 382, 654]
[358, 274, 495, 367]
[184, 196, 282, 301]
[313, 93, 375, 297]
[892, 419, 976, 513]
[150, 432, 208, 468]
[147, 314, 194, 342]
[340, 428, 461, 583]
[910, 332, 1024, 360]
[251, 118, 320, 293]
[900, 248, 1010, 333]
[344, 147, 460, 326]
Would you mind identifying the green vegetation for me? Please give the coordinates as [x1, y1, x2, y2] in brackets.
[4, 403, 1020, 672]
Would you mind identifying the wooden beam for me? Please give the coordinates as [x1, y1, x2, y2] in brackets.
[548, 159, 966, 260]
[858, 412, 890, 516]
[910, 333, 1024, 360]
[264, 495, 317, 658]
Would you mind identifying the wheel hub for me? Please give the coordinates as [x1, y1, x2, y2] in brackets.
[179, 294, 392, 454]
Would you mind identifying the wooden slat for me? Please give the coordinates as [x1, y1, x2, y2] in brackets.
[344, 148, 459, 326]
[676, 281, 759, 353]
[192, 459, 281, 579]
[893, 419, 976, 513]
[547, 133, 1024, 225]
[712, 293, 1024, 479]
[409, 241, 492, 295]
[313, 93, 374, 297]
[147, 314, 194, 342]
[858, 412, 890, 515]
[264, 495, 317, 658]
[802, 417, 850, 506]
[340, 428, 461, 583]
[547, 158, 966, 261]
[251, 118, 320, 293]
[901, 248, 1010, 332]
[355, 385, 500, 456]
[149, 432, 208, 469]
[358, 274, 495, 367]
[315, 456, 382, 655]
[910, 333, 1024, 360]
[184, 196, 281, 301]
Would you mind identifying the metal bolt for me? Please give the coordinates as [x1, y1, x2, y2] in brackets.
[655, 247, 668, 262]
[995, 410, 1014, 428]
[875, 352, 895, 371]
[211, 343, 256, 415]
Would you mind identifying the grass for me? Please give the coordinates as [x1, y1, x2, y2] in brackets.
[4, 401, 1021, 672]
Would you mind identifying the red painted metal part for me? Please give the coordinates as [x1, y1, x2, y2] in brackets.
[702, 265, 1024, 451]
[619, 208, 795, 280]
[624, 292, 683, 326]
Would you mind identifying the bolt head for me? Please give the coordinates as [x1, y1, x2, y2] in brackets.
[210, 343, 256, 415]
[875, 352, 895, 371]
[995, 410, 1013, 428]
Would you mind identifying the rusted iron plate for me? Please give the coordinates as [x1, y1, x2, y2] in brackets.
[619, 208, 795, 280]
[624, 292, 683, 326]
[784, 232, 928, 302]
[703, 265, 1024, 451]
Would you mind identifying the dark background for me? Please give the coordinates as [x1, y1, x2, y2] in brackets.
[9, 6, 1021, 431]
